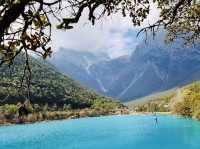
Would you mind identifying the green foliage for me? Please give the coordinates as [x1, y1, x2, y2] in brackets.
[0, 104, 18, 115]
[0, 102, 125, 124]
[173, 82, 200, 120]
[131, 81, 200, 121]
[0, 55, 124, 125]
[92, 99, 124, 111]
[130, 95, 172, 112]
[0, 55, 122, 110]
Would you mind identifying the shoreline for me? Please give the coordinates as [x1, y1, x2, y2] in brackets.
[0, 111, 172, 127]
[129, 111, 171, 115]
[0, 108, 128, 126]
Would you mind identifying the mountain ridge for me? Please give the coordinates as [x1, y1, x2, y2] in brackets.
[0, 54, 122, 109]
[49, 32, 200, 102]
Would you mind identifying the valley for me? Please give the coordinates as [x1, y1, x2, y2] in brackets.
[50, 32, 200, 102]
[0, 1, 199, 149]
[0, 54, 124, 125]
[127, 81, 200, 120]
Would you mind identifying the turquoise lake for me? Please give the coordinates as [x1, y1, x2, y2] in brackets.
[0, 115, 200, 149]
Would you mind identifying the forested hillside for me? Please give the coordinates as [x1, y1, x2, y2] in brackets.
[0, 54, 122, 110]
[128, 81, 200, 120]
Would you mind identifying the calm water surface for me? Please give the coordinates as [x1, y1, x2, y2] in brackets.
[0, 115, 200, 149]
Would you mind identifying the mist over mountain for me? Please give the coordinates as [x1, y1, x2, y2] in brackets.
[50, 32, 200, 102]
[50, 49, 111, 92]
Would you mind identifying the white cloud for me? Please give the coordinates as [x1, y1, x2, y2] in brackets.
[51, 4, 159, 59]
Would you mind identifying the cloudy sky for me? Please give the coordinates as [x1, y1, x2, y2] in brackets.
[51, 4, 159, 59]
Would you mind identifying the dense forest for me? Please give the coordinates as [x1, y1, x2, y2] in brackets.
[0, 54, 122, 108]
[0, 54, 125, 124]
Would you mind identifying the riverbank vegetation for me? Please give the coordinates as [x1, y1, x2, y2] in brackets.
[0, 100, 126, 125]
[172, 82, 200, 120]
[128, 94, 173, 113]
[128, 81, 200, 121]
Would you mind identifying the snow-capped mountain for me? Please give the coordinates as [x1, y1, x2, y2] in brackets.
[50, 33, 200, 102]
[50, 48, 111, 92]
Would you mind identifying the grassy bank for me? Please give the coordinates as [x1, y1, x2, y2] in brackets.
[128, 94, 173, 113]
[127, 81, 200, 121]
[0, 101, 127, 125]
